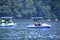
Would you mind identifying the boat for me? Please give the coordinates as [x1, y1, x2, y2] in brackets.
[27, 17, 51, 28]
[27, 23, 51, 28]
[0, 17, 17, 28]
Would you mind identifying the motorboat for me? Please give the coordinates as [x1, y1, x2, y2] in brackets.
[27, 17, 51, 28]
[0, 17, 17, 28]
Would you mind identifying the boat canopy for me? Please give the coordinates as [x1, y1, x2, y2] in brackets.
[1, 17, 13, 18]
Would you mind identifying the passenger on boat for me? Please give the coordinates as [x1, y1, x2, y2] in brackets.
[1, 19, 6, 23]
[33, 19, 41, 26]
[6, 19, 13, 23]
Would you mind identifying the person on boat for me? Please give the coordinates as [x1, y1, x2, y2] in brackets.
[6, 19, 13, 23]
[33, 19, 41, 26]
[1, 19, 6, 23]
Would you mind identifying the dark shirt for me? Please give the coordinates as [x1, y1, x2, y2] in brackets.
[33, 22, 41, 26]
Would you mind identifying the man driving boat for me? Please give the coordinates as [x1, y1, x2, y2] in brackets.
[33, 19, 41, 26]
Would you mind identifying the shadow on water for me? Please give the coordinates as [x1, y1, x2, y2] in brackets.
[0, 19, 60, 40]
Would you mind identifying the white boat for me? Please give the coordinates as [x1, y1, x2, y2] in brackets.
[27, 23, 51, 28]
[27, 17, 51, 28]
[0, 17, 17, 28]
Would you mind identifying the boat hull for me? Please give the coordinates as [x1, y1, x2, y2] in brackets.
[27, 26, 51, 28]
[0, 23, 17, 28]
[27, 24, 51, 28]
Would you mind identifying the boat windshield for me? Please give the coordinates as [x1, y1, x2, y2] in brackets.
[1, 17, 13, 23]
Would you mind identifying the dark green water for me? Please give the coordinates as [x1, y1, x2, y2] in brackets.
[0, 19, 60, 40]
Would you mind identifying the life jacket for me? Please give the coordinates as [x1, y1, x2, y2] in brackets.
[1, 20, 6, 23]
[38, 23, 41, 26]
[34, 23, 41, 26]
